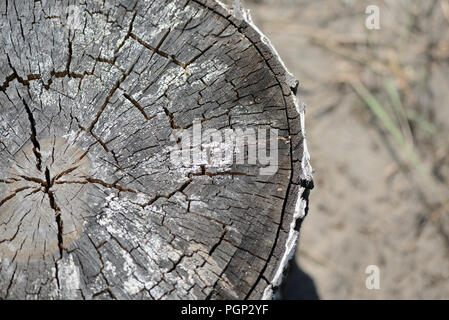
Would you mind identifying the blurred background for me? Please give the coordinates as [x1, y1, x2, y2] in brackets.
[223, 0, 449, 299]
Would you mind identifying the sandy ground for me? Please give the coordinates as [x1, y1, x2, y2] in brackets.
[224, 0, 449, 299]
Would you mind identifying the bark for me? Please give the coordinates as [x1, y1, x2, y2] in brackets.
[0, 0, 313, 300]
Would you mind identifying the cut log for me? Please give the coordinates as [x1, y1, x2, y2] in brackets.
[0, 0, 313, 300]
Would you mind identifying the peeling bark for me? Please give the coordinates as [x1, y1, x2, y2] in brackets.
[0, 0, 312, 300]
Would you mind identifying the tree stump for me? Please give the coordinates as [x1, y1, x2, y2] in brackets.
[0, 0, 313, 300]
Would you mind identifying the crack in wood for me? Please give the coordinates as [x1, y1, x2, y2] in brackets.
[22, 99, 43, 172]
[44, 167, 65, 257]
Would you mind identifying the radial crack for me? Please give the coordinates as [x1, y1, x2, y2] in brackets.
[22, 99, 43, 172]
[44, 167, 65, 257]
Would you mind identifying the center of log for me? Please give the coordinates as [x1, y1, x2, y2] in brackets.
[0, 136, 91, 261]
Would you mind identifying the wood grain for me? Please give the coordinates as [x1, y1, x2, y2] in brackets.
[0, 0, 312, 300]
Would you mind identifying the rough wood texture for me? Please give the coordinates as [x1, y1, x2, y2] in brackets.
[0, 0, 312, 300]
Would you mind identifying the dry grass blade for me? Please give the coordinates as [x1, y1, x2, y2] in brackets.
[351, 79, 448, 244]
[350, 79, 421, 170]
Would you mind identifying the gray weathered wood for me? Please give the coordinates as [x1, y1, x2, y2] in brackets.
[0, 0, 312, 300]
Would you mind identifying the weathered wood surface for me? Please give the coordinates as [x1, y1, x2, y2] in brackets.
[0, 0, 313, 300]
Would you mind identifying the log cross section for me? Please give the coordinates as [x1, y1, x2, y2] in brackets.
[0, 0, 312, 300]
